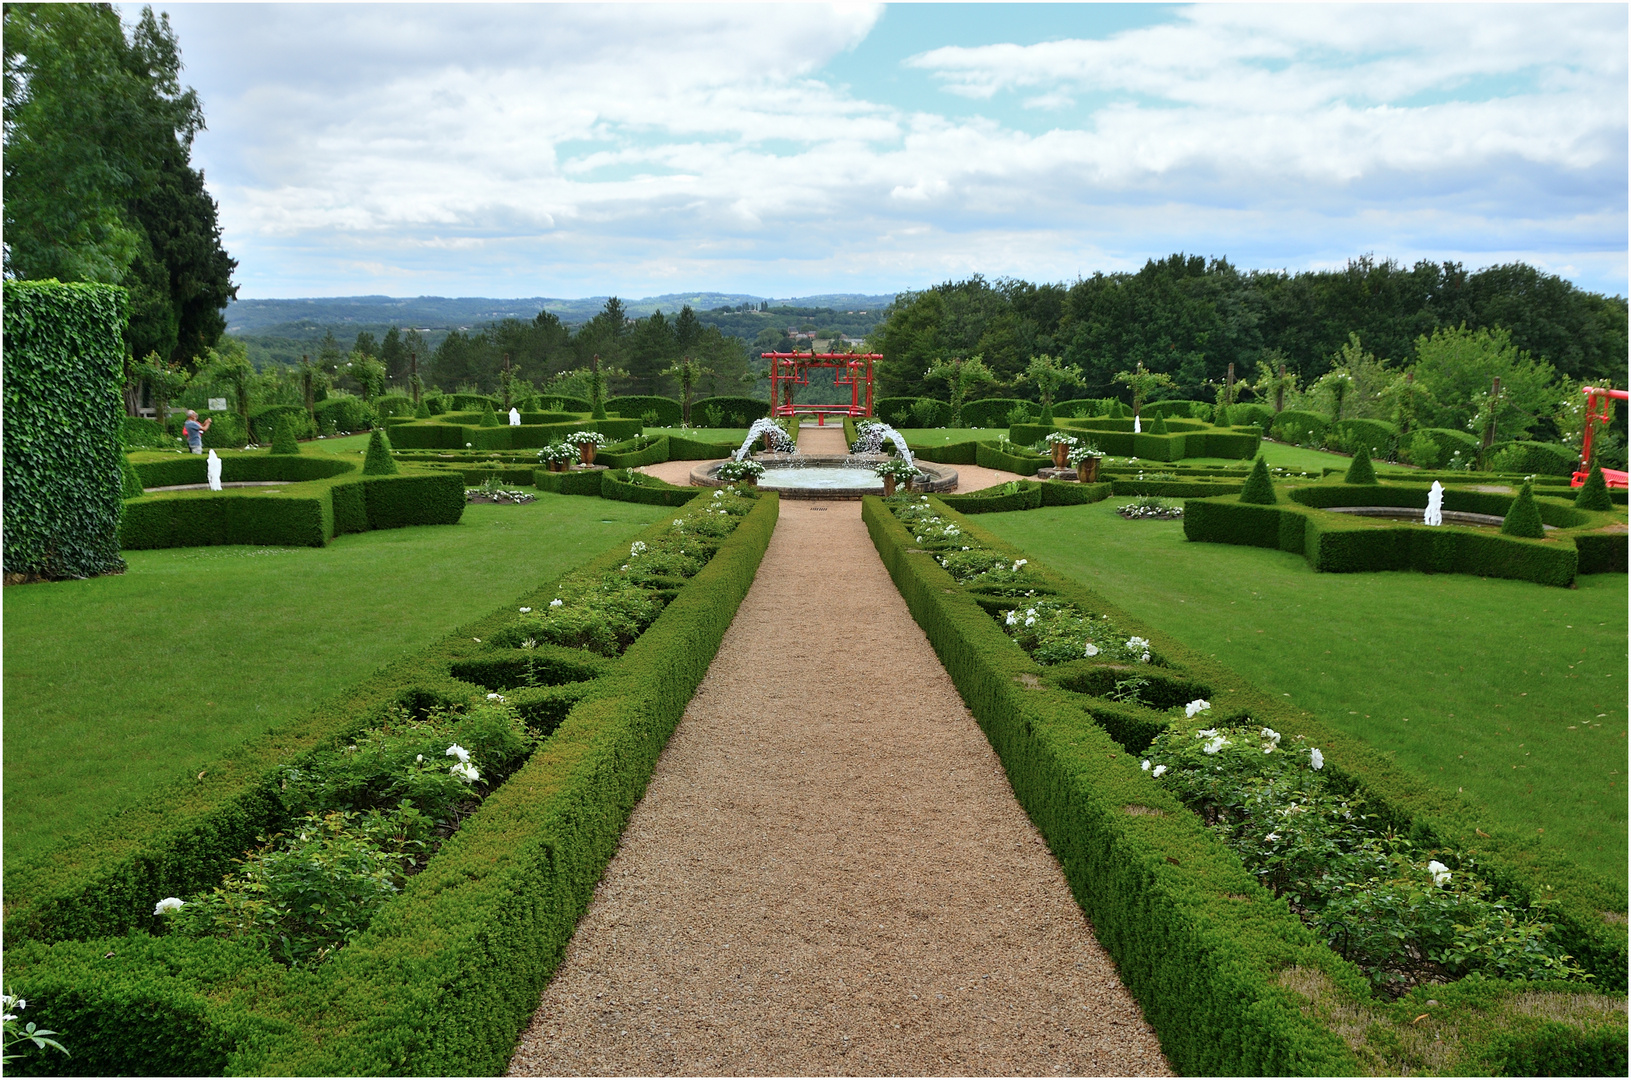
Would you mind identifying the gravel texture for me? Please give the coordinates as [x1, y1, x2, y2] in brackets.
[506, 483, 1169, 1077]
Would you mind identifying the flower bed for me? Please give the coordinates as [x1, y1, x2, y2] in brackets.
[862, 492, 1626, 1075]
[4, 489, 779, 1075]
[1117, 495, 1183, 520]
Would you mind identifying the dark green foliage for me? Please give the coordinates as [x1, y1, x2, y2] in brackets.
[689, 395, 768, 424]
[1500, 482, 1545, 538]
[447, 393, 500, 412]
[249, 404, 310, 444]
[1573, 531, 1628, 574]
[371, 394, 417, 419]
[1488, 440, 1578, 477]
[478, 401, 499, 427]
[874, 396, 950, 427]
[1344, 444, 1378, 484]
[1575, 465, 1613, 511]
[121, 415, 171, 448]
[600, 469, 700, 507]
[1212, 403, 1230, 427]
[119, 453, 144, 499]
[387, 417, 642, 452]
[2, 280, 129, 579]
[604, 395, 681, 426]
[312, 396, 374, 434]
[3, 494, 781, 1075]
[1232, 403, 1276, 433]
[1151, 412, 1169, 435]
[413, 399, 431, 419]
[1333, 418, 1397, 457]
[362, 429, 396, 475]
[269, 416, 302, 456]
[596, 435, 669, 469]
[1239, 457, 1277, 504]
[957, 398, 1031, 428]
[424, 395, 447, 415]
[1269, 409, 1328, 447]
[666, 433, 740, 460]
[975, 441, 1047, 475]
[533, 468, 605, 497]
[940, 481, 1043, 513]
[1041, 480, 1113, 506]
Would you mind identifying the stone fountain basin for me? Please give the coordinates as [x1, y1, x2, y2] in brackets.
[689, 454, 958, 501]
[1325, 506, 1555, 531]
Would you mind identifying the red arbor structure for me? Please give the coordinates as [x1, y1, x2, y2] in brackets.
[765, 352, 879, 424]
[1575, 385, 1629, 488]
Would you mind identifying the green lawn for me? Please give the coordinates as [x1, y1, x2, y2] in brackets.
[977, 499, 1628, 882]
[2, 494, 656, 863]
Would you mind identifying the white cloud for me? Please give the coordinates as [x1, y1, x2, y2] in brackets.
[147, 2, 1625, 297]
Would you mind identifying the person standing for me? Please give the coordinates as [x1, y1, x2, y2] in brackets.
[183, 410, 212, 454]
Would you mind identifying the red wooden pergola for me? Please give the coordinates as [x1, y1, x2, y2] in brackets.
[764, 352, 880, 424]
[1575, 385, 1629, 488]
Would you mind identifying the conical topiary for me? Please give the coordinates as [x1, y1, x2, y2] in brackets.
[1039, 401, 1054, 426]
[1110, 400, 1125, 419]
[478, 401, 499, 427]
[1214, 404, 1230, 427]
[270, 415, 302, 455]
[1344, 443, 1377, 484]
[1499, 481, 1545, 538]
[1575, 464, 1613, 511]
[362, 427, 398, 475]
[1152, 412, 1169, 435]
[1239, 456, 1277, 504]
[414, 399, 431, 419]
[120, 454, 144, 499]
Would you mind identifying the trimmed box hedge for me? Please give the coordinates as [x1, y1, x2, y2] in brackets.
[689, 395, 769, 424]
[975, 441, 1048, 474]
[874, 396, 951, 427]
[2, 280, 130, 580]
[597, 434, 670, 469]
[533, 467, 607, 496]
[605, 395, 682, 426]
[940, 480, 1114, 513]
[387, 416, 643, 451]
[1182, 481, 1625, 587]
[863, 494, 1626, 1075]
[957, 397, 1034, 427]
[600, 469, 701, 507]
[666, 433, 739, 460]
[249, 404, 313, 443]
[5, 493, 781, 1076]
[908, 439, 982, 465]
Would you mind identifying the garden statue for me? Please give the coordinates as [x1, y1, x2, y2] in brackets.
[1425, 480, 1444, 526]
[206, 449, 223, 491]
[508, 407, 521, 426]
[1133, 415, 1141, 434]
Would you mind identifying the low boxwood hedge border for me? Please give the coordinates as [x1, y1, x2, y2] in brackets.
[5, 493, 781, 1076]
[1182, 480, 1625, 587]
[862, 494, 1626, 1075]
[120, 453, 465, 549]
[599, 469, 701, 506]
[940, 480, 1115, 513]
[597, 434, 670, 469]
[387, 416, 642, 451]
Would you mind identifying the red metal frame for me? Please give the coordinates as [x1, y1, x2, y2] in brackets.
[1573, 385, 1629, 489]
[764, 352, 879, 423]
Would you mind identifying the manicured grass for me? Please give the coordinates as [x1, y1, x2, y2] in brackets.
[977, 499, 1628, 883]
[900, 427, 1002, 445]
[2, 495, 657, 864]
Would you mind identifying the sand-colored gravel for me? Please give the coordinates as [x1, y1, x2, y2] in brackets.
[506, 493, 1170, 1076]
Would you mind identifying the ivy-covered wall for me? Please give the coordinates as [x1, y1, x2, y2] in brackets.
[2, 280, 129, 580]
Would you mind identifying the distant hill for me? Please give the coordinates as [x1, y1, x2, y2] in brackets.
[224, 292, 900, 335]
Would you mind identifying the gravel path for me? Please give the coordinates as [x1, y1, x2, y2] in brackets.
[506, 486, 1169, 1076]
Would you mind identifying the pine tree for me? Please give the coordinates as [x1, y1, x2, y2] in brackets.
[1239, 456, 1277, 504]
[1344, 444, 1378, 484]
[1499, 481, 1545, 538]
[362, 428, 397, 475]
[270, 415, 301, 455]
[1575, 464, 1613, 511]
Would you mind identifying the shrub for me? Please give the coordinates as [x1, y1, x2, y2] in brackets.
[270, 416, 302, 456]
[1575, 465, 1613, 511]
[1406, 431, 1444, 468]
[478, 402, 499, 428]
[940, 480, 1043, 513]
[532, 468, 604, 497]
[372, 395, 417, 420]
[1488, 441, 1577, 477]
[600, 469, 701, 507]
[362, 429, 397, 475]
[596, 435, 669, 470]
[1270, 409, 1328, 447]
[2, 280, 129, 581]
[1233, 403, 1276, 434]
[1500, 482, 1545, 538]
[958, 398, 1032, 428]
[1239, 457, 1277, 504]
[249, 405, 312, 444]
[975, 440, 1047, 475]
[425, 395, 447, 416]
[120, 454, 145, 499]
[413, 399, 431, 419]
[604, 395, 681, 427]
[690, 396, 768, 424]
[1344, 444, 1378, 484]
[122, 415, 174, 449]
[1212, 404, 1230, 427]
[313, 396, 375, 434]
[1150, 412, 1169, 435]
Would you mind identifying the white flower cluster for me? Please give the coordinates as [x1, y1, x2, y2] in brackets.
[518, 607, 531, 614]
[1126, 636, 1151, 663]
[630, 540, 647, 557]
[1197, 728, 1229, 755]
[1140, 760, 1169, 778]
[550, 598, 563, 607]
[1427, 859, 1452, 887]
[445, 743, 481, 783]
[2, 993, 25, 1023]
[1260, 727, 1281, 753]
[1185, 699, 1211, 718]
[154, 896, 185, 915]
[486, 692, 506, 703]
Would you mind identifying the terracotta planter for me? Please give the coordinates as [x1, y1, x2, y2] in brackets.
[882, 475, 898, 497]
[548, 459, 566, 473]
[1077, 456, 1101, 483]
[577, 443, 597, 465]
[1051, 442, 1070, 468]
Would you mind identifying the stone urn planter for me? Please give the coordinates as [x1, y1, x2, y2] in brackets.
[548, 459, 567, 473]
[882, 475, 898, 497]
[1051, 441, 1071, 468]
[577, 442, 597, 465]
[1076, 456, 1101, 483]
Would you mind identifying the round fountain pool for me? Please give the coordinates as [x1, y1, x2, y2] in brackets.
[689, 454, 959, 500]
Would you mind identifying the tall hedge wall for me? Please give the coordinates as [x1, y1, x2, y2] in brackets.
[2, 280, 129, 580]
[605, 395, 682, 426]
[689, 395, 769, 424]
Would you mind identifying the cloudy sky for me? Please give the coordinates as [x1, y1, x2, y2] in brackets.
[147, 2, 1628, 299]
